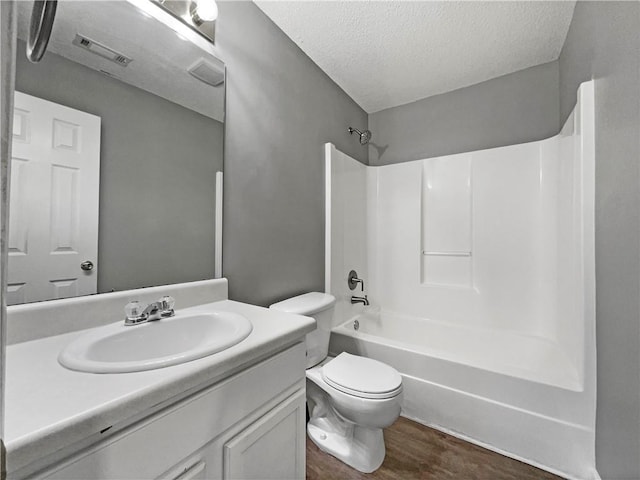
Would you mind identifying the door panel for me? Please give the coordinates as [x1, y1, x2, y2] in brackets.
[9, 91, 101, 304]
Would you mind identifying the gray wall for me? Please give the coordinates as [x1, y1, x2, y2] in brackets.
[15, 42, 224, 293]
[368, 61, 560, 165]
[216, 2, 368, 306]
[559, 3, 640, 479]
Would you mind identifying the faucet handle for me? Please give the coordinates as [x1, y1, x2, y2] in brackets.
[159, 295, 175, 317]
[124, 300, 147, 325]
[348, 270, 365, 292]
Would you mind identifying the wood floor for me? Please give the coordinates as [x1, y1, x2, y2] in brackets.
[306, 417, 565, 480]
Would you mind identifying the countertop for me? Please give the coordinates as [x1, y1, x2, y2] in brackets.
[5, 299, 315, 475]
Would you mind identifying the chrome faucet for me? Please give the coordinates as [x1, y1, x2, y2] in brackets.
[141, 302, 164, 321]
[351, 295, 369, 306]
[124, 296, 175, 326]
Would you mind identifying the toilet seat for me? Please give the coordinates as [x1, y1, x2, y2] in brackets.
[321, 353, 402, 399]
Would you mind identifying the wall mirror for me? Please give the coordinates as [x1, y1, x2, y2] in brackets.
[8, 0, 225, 305]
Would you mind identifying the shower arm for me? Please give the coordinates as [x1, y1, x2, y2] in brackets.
[347, 126, 372, 145]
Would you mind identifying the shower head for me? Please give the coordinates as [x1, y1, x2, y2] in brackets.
[348, 127, 372, 145]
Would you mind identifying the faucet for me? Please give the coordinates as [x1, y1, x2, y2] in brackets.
[351, 295, 370, 306]
[141, 302, 164, 321]
[124, 296, 175, 326]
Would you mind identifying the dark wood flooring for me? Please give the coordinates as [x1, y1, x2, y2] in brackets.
[306, 417, 565, 480]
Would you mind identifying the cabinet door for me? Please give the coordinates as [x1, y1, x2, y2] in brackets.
[223, 391, 305, 480]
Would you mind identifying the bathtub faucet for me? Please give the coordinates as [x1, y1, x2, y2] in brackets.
[351, 295, 369, 306]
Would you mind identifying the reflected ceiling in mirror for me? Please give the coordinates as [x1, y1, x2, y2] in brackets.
[9, 1, 225, 305]
[18, 0, 224, 121]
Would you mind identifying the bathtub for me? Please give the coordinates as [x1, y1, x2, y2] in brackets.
[328, 310, 598, 480]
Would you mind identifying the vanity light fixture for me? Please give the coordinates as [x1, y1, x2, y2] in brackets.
[190, 0, 218, 25]
[133, 0, 217, 47]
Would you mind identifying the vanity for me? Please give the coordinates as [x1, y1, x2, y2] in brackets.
[4, 279, 315, 479]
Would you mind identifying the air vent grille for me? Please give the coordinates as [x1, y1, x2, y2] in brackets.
[188, 58, 225, 87]
[114, 55, 129, 65]
[72, 34, 133, 67]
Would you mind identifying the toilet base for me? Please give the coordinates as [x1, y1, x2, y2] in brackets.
[307, 414, 385, 473]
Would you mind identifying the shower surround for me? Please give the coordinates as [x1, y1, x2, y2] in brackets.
[325, 82, 596, 480]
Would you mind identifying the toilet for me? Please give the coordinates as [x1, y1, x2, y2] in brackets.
[270, 292, 403, 473]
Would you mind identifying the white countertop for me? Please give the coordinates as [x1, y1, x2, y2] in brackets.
[5, 299, 315, 475]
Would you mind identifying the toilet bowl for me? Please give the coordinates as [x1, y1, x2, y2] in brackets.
[270, 292, 403, 473]
[306, 353, 403, 472]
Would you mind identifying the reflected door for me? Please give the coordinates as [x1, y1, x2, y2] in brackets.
[9, 91, 101, 305]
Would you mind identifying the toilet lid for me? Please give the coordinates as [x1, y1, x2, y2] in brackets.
[321, 353, 402, 399]
[269, 292, 335, 315]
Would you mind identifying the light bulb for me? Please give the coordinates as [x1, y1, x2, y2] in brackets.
[195, 0, 218, 22]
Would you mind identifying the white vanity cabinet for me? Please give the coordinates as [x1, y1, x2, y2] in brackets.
[32, 343, 306, 480]
[223, 390, 306, 479]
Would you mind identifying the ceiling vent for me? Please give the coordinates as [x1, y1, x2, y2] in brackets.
[188, 58, 225, 87]
[72, 34, 133, 67]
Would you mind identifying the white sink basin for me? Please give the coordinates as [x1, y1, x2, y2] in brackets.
[58, 312, 253, 373]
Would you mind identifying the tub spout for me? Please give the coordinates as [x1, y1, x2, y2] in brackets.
[351, 295, 370, 306]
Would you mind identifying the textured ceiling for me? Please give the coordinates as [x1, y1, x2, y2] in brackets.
[254, 1, 576, 113]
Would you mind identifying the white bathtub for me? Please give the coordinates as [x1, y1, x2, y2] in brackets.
[328, 310, 598, 480]
[332, 309, 581, 391]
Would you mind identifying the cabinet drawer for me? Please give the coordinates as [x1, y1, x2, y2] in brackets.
[165, 460, 207, 480]
[41, 342, 305, 479]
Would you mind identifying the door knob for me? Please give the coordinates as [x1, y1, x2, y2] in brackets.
[81, 260, 94, 271]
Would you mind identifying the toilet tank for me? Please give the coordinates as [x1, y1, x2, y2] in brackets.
[269, 292, 336, 368]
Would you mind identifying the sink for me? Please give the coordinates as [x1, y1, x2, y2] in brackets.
[58, 312, 253, 373]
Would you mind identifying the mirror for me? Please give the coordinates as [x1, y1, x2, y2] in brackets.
[9, 0, 225, 305]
